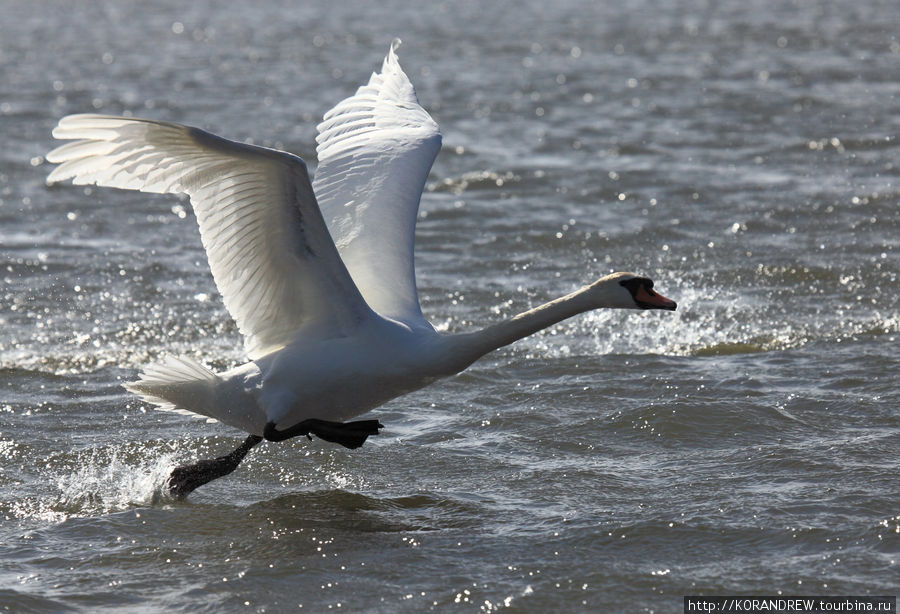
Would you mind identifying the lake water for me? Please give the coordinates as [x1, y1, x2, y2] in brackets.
[1, 0, 898, 611]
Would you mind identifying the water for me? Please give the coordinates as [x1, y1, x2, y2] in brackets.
[1, 0, 898, 611]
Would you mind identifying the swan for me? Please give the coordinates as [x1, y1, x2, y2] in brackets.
[45, 40, 676, 498]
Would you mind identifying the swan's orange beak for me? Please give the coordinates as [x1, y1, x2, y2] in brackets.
[636, 285, 677, 311]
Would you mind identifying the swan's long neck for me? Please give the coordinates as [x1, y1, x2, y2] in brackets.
[441, 284, 604, 374]
[424, 272, 674, 377]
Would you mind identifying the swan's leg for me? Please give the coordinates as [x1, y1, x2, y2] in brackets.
[167, 434, 263, 499]
[264, 419, 383, 450]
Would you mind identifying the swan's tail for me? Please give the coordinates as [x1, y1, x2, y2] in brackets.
[124, 356, 221, 422]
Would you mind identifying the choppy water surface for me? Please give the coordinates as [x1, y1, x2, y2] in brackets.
[1, 0, 898, 611]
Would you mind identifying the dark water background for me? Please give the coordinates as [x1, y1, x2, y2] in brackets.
[1, 0, 898, 611]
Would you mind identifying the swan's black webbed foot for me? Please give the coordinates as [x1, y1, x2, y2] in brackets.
[168, 434, 263, 499]
[264, 419, 383, 449]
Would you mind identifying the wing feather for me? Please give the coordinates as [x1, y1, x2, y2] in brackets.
[314, 39, 442, 327]
[47, 114, 370, 359]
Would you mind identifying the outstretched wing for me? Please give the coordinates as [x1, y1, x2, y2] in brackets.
[313, 39, 442, 328]
[47, 114, 370, 360]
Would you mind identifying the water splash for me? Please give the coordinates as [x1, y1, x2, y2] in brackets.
[53, 447, 177, 515]
[4, 446, 181, 523]
[520, 275, 900, 358]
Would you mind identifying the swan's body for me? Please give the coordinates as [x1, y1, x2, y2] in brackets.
[46, 41, 676, 495]
[149, 316, 451, 436]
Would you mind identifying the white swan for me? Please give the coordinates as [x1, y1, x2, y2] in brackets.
[46, 40, 676, 497]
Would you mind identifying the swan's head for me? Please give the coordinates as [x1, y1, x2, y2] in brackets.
[588, 272, 677, 311]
